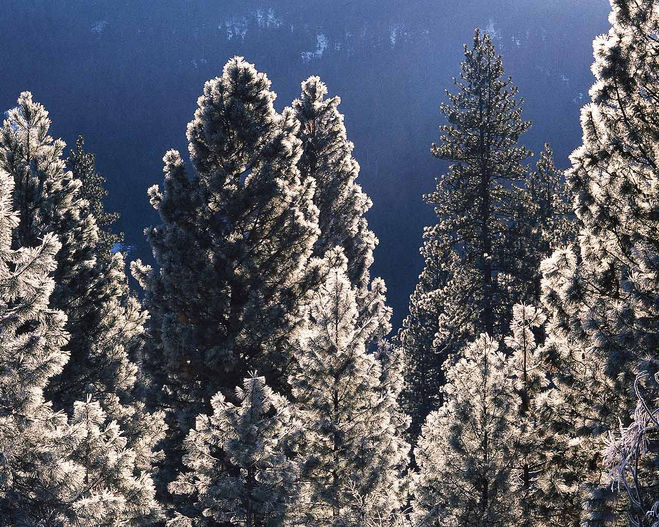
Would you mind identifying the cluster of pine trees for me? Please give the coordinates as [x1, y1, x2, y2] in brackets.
[0, 0, 655, 525]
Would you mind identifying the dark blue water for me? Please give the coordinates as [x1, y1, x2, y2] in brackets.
[0, 0, 610, 328]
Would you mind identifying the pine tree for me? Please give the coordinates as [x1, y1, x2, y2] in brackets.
[0, 92, 165, 475]
[290, 76, 377, 292]
[66, 397, 160, 525]
[507, 145, 577, 303]
[67, 135, 123, 258]
[503, 304, 553, 526]
[134, 57, 319, 501]
[169, 375, 298, 527]
[289, 249, 408, 526]
[399, 29, 533, 440]
[411, 334, 517, 527]
[0, 161, 72, 524]
[0, 167, 159, 525]
[539, 0, 659, 522]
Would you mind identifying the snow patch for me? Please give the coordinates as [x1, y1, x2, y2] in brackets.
[222, 17, 248, 40]
[91, 20, 108, 34]
[390, 24, 404, 47]
[483, 19, 501, 40]
[573, 92, 585, 104]
[301, 33, 329, 63]
[191, 58, 208, 70]
[255, 8, 282, 29]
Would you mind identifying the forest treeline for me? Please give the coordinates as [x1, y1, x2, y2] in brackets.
[0, 0, 656, 525]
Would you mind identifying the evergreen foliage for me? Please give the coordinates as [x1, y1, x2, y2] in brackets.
[0, 166, 159, 526]
[291, 76, 376, 293]
[398, 29, 569, 441]
[0, 3, 655, 523]
[67, 135, 123, 258]
[504, 304, 553, 526]
[539, 0, 659, 522]
[0, 91, 165, 511]
[289, 249, 408, 526]
[134, 56, 319, 501]
[411, 334, 517, 526]
[169, 375, 298, 527]
[507, 145, 578, 303]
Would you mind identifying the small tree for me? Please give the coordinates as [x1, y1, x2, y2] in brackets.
[169, 375, 299, 527]
[67, 135, 123, 258]
[504, 304, 553, 525]
[411, 334, 517, 526]
[290, 249, 408, 526]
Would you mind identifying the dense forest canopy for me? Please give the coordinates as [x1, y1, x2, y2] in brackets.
[0, 0, 656, 525]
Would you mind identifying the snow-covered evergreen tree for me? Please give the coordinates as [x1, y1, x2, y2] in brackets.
[134, 57, 319, 500]
[411, 334, 517, 527]
[289, 249, 408, 526]
[169, 375, 299, 527]
[0, 166, 159, 525]
[399, 33, 577, 442]
[540, 0, 659, 522]
[66, 397, 160, 525]
[67, 135, 123, 259]
[0, 92, 165, 476]
[291, 76, 376, 292]
[399, 30, 533, 440]
[0, 161, 72, 524]
[503, 304, 554, 526]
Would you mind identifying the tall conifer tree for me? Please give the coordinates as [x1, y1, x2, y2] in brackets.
[0, 92, 164, 477]
[540, 0, 659, 522]
[399, 30, 532, 439]
[134, 57, 319, 500]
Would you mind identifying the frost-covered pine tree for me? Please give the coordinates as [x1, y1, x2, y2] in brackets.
[503, 304, 555, 526]
[0, 162, 72, 524]
[291, 76, 377, 292]
[168, 375, 299, 527]
[0, 167, 159, 525]
[0, 92, 165, 476]
[507, 145, 577, 303]
[66, 397, 160, 525]
[411, 334, 517, 527]
[399, 29, 532, 439]
[289, 249, 408, 526]
[540, 0, 659, 522]
[67, 135, 123, 258]
[134, 57, 319, 498]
